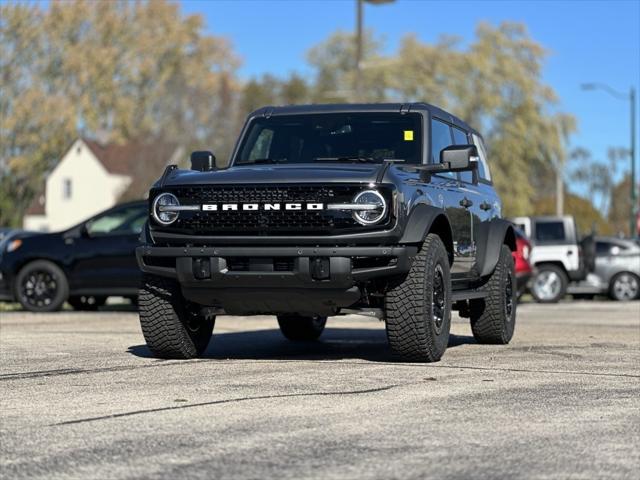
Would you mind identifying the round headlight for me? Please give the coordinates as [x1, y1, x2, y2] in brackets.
[352, 190, 387, 225]
[152, 193, 180, 225]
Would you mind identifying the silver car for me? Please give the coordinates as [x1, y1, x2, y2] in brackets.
[568, 237, 640, 301]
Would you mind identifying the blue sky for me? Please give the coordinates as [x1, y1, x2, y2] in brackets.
[181, 0, 640, 195]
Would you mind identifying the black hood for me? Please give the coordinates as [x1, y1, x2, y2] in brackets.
[159, 164, 383, 187]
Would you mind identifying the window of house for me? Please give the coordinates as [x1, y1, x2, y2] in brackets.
[63, 178, 72, 200]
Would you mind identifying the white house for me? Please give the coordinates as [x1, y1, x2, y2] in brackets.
[23, 138, 182, 231]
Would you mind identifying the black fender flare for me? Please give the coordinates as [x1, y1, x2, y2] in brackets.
[399, 203, 453, 260]
[475, 218, 516, 277]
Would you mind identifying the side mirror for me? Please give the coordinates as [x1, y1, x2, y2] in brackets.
[190, 151, 216, 172]
[415, 144, 479, 183]
[440, 144, 479, 170]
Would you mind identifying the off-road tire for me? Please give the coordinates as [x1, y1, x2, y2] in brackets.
[15, 260, 69, 312]
[470, 245, 516, 344]
[138, 274, 214, 359]
[277, 315, 327, 341]
[530, 264, 568, 303]
[68, 295, 106, 311]
[385, 233, 451, 362]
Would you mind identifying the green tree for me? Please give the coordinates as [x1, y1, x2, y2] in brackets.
[1, 0, 240, 227]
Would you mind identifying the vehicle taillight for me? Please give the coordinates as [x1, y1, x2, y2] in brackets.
[522, 244, 530, 260]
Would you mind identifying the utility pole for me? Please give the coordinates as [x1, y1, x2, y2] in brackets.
[556, 162, 564, 216]
[355, 0, 363, 102]
[630, 87, 636, 236]
[354, 0, 394, 103]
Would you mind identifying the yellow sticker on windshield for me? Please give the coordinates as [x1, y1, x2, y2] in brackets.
[404, 130, 414, 141]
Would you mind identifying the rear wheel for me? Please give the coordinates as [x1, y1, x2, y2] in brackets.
[68, 295, 106, 311]
[384, 233, 451, 362]
[530, 264, 567, 303]
[470, 245, 516, 344]
[277, 315, 327, 341]
[138, 274, 214, 358]
[15, 260, 68, 312]
[609, 272, 640, 301]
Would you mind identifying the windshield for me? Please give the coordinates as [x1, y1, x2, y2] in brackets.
[234, 112, 422, 165]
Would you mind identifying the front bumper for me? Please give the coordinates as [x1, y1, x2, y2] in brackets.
[136, 244, 416, 315]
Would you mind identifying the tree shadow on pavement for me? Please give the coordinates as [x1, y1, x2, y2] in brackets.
[127, 328, 476, 363]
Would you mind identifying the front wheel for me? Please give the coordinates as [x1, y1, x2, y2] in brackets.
[609, 272, 640, 301]
[15, 260, 69, 312]
[138, 274, 214, 358]
[530, 264, 568, 303]
[277, 315, 327, 341]
[470, 245, 516, 344]
[385, 233, 451, 362]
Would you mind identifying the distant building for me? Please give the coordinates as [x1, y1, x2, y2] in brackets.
[23, 138, 182, 231]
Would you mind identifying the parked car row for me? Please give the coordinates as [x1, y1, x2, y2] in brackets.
[0, 201, 146, 312]
[512, 215, 640, 303]
[1, 207, 638, 312]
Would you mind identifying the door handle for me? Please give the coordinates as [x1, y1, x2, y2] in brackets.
[479, 201, 492, 211]
[459, 197, 473, 208]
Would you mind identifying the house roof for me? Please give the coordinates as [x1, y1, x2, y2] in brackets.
[82, 138, 179, 176]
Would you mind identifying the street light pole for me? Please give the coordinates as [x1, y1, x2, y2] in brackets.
[631, 87, 636, 236]
[354, 0, 394, 103]
[355, 0, 363, 102]
[581, 83, 638, 236]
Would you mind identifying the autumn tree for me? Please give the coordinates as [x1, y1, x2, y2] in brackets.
[303, 23, 576, 215]
[1, 0, 240, 227]
[608, 174, 639, 236]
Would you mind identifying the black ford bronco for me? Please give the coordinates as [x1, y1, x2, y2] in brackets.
[137, 103, 516, 362]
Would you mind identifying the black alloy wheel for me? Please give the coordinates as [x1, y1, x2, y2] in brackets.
[15, 260, 69, 312]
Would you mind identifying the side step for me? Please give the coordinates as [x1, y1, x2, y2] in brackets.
[451, 290, 486, 302]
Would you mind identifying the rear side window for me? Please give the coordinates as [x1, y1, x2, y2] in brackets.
[430, 118, 456, 179]
[535, 222, 566, 242]
[472, 134, 492, 182]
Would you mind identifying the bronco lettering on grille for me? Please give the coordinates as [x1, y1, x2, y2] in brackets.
[202, 203, 324, 212]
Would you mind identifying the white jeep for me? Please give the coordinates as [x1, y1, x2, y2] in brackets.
[511, 216, 589, 303]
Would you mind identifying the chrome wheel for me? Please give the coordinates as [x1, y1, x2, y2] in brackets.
[611, 273, 639, 301]
[532, 270, 562, 301]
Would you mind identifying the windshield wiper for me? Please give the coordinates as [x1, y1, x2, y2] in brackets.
[315, 156, 378, 163]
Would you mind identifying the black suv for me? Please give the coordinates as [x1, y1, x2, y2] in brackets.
[137, 103, 516, 362]
[1, 201, 146, 311]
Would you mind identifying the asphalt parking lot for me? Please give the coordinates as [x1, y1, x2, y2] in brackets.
[1, 300, 639, 480]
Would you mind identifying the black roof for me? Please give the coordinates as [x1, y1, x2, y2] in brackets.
[249, 102, 480, 137]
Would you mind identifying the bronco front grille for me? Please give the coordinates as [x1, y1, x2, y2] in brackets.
[150, 184, 394, 236]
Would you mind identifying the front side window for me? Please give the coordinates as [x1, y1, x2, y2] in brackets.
[235, 112, 423, 165]
[452, 126, 474, 183]
[430, 118, 456, 179]
[87, 206, 147, 236]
